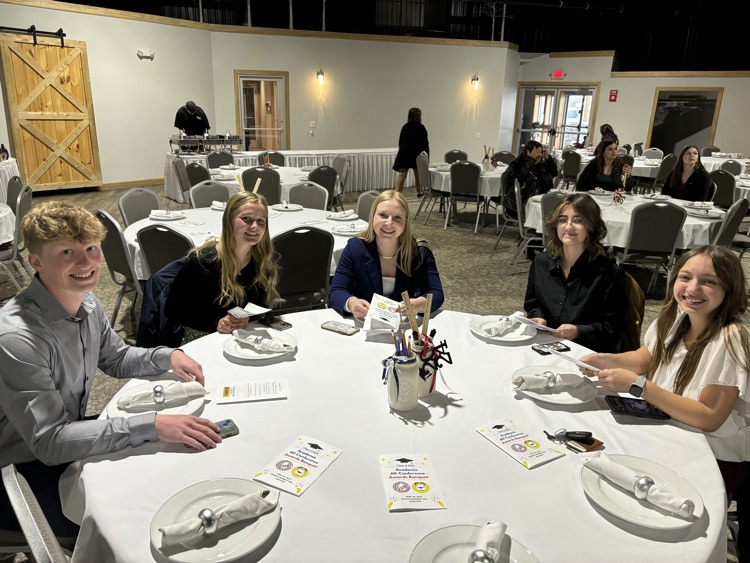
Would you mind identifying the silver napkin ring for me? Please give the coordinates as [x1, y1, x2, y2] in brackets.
[543, 371, 557, 389]
[633, 475, 654, 500]
[198, 508, 218, 536]
[152, 385, 165, 405]
[468, 549, 495, 563]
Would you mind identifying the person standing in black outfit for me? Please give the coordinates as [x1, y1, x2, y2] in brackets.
[660, 145, 711, 201]
[524, 192, 625, 353]
[500, 140, 558, 219]
[174, 100, 211, 136]
[393, 108, 429, 196]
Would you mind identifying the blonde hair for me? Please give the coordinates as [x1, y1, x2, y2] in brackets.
[357, 189, 427, 276]
[22, 201, 106, 255]
[193, 192, 279, 307]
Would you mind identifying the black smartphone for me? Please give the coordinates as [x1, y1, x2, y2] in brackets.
[216, 419, 240, 438]
[605, 396, 670, 420]
[259, 316, 292, 331]
[531, 342, 571, 356]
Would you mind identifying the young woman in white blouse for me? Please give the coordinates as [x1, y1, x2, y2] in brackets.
[579, 245, 750, 556]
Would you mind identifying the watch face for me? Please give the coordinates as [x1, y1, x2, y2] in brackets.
[629, 384, 644, 398]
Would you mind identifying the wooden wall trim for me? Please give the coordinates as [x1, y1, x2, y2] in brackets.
[611, 70, 750, 78]
[0, 0, 517, 50]
[100, 178, 162, 191]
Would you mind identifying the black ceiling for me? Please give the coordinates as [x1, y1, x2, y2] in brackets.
[60, 0, 748, 72]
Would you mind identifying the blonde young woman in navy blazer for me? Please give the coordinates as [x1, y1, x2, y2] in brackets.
[329, 190, 444, 318]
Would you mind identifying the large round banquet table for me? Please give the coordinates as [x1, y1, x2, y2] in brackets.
[58, 309, 726, 563]
[123, 207, 366, 279]
[525, 192, 725, 249]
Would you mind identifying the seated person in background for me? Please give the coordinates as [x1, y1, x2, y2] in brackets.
[576, 139, 633, 192]
[0, 201, 220, 538]
[174, 100, 210, 136]
[524, 193, 625, 352]
[330, 189, 444, 319]
[165, 192, 279, 336]
[579, 245, 750, 557]
[599, 123, 618, 146]
[661, 145, 711, 201]
[500, 140, 558, 218]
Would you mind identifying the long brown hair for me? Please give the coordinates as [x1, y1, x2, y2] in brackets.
[593, 140, 625, 175]
[192, 192, 279, 307]
[667, 145, 705, 188]
[544, 193, 606, 261]
[648, 245, 750, 395]
[357, 189, 428, 276]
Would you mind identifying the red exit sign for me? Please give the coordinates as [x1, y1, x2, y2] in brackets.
[551, 69, 565, 80]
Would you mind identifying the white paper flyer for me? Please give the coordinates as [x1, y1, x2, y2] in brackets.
[363, 293, 401, 331]
[476, 419, 564, 470]
[253, 435, 342, 496]
[379, 454, 447, 512]
[215, 379, 287, 404]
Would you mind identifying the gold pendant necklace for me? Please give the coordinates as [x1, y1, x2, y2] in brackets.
[378, 252, 395, 260]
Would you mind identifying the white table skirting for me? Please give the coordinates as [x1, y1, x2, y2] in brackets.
[0, 203, 15, 244]
[429, 165, 506, 198]
[0, 158, 21, 205]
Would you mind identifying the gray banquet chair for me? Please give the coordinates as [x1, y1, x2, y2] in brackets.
[647, 153, 676, 195]
[511, 181, 545, 264]
[240, 167, 282, 206]
[621, 154, 635, 168]
[136, 224, 194, 279]
[1, 464, 74, 562]
[560, 150, 581, 190]
[118, 187, 160, 227]
[712, 198, 750, 247]
[331, 154, 350, 193]
[540, 191, 567, 246]
[189, 180, 231, 208]
[5, 175, 23, 209]
[642, 147, 663, 160]
[95, 209, 143, 324]
[257, 150, 285, 167]
[206, 150, 234, 168]
[709, 169, 737, 209]
[0, 185, 33, 292]
[706, 182, 717, 202]
[185, 162, 211, 188]
[720, 159, 743, 176]
[357, 190, 380, 222]
[632, 142, 644, 158]
[614, 201, 687, 294]
[701, 145, 720, 157]
[173, 158, 192, 200]
[415, 152, 448, 224]
[492, 151, 515, 165]
[308, 165, 340, 211]
[288, 181, 328, 210]
[273, 226, 334, 313]
[444, 149, 468, 164]
[444, 160, 481, 232]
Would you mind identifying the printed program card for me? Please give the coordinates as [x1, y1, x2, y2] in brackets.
[363, 293, 401, 331]
[379, 454, 446, 512]
[476, 419, 564, 470]
[253, 435, 342, 496]
[215, 379, 287, 404]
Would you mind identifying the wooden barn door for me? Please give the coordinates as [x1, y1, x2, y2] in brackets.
[0, 34, 102, 191]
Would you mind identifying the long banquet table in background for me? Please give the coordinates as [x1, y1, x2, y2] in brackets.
[0, 157, 21, 205]
[58, 309, 726, 562]
[164, 148, 399, 203]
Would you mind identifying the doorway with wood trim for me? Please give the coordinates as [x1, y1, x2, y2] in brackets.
[234, 71, 289, 152]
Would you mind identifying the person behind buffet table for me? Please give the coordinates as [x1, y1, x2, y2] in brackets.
[174, 100, 211, 136]
[578, 245, 750, 558]
[576, 139, 634, 192]
[329, 189, 444, 319]
[0, 201, 221, 539]
[660, 145, 712, 202]
[165, 192, 280, 339]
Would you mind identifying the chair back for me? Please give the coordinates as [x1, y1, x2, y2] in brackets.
[633, 142, 644, 157]
[136, 224, 194, 278]
[6, 176, 23, 209]
[701, 145, 720, 157]
[712, 198, 750, 246]
[617, 147, 627, 156]
[449, 161, 481, 196]
[273, 226, 334, 312]
[189, 180, 231, 208]
[185, 162, 211, 188]
[331, 154, 350, 189]
[257, 151, 285, 167]
[707, 182, 717, 202]
[561, 150, 581, 179]
[118, 188, 160, 226]
[206, 151, 233, 168]
[444, 149, 468, 163]
[709, 169, 737, 209]
[96, 210, 140, 289]
[415, 152, 434, 193]
[621, 154, 635, 168]
[622, 201, 686, 260]
[652, 153, 677, 190]
[357, 190, 380, 221]
[619, 272, 645, 352]
[492, 151, 515, 165]
[308, 166, 339, 210]
[643, 147, 663, 160]
[173, 158, 192, 197]
[288, 181, 328, 210]
[720, 159, 743, 176]
[1, 464, 71, 563]
[539, 191, 566, 246]
[621, 143, 632, 155]
[240, 167, 282, 205]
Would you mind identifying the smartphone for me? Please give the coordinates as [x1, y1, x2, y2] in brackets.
[321, 320, 360, 336]
[605, 396, 670, 420]
[216, 419, 240, 438]
[531, 342, 571, 356]
[259, 316, 292, 331]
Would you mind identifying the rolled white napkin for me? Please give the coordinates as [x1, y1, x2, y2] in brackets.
[159, 489, 280, 548]
[233, 330, 294, 353]
[328, 209, 356, 219]
[483, 311, 534, 337]
[475, 520, 507, 559]
[211, 200, 226, 208]
[693, 201, 713, 208]
[150, 210, 180, 218]
[513, 371, 584, 390]
[116, 381, 205, 410]
[580, 451, 695, 518]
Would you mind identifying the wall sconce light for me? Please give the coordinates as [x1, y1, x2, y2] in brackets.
[316, 68, 324, 85]
[136, 49, 155, 61]
[471, 73, 479, 91]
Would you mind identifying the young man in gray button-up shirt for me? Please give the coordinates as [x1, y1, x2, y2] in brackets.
[0, 201, 222, 538]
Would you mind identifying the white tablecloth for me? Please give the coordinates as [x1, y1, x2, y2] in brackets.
[525, 193, 724, 249]
[211, 166, 319, 200]
[122, 207, 365, 279]
[164, 149, 399, 202]
[429, 165, 506, 198]
[58, 309, 726, 563]
[702, 157, 748, 174]
[0, 158, 21, 205]
[0, 203, 15, 244]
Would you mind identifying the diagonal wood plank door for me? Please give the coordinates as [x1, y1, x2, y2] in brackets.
[0, 33, 102, 191]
